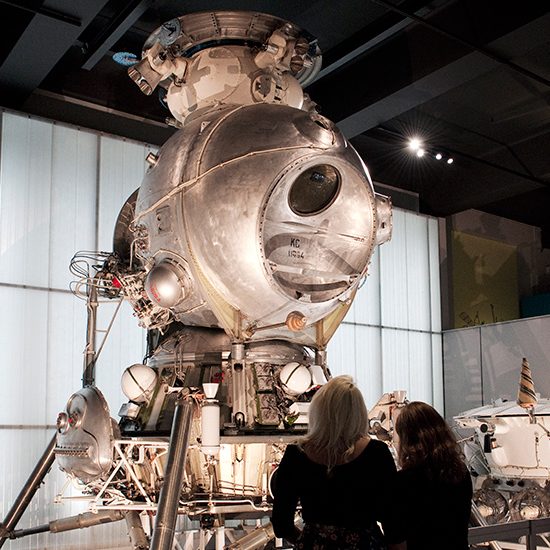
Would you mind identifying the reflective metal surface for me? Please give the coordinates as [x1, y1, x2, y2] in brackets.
[55, 387, 117, 482]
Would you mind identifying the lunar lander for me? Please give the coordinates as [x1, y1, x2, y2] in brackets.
[456, 359, 550, 528]
[0, 11, 392, 550]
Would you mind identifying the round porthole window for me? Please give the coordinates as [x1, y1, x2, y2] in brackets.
[288, 164, 341, 215]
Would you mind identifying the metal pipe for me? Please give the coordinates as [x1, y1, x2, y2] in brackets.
[125, 511, 150, 549]
[82, 275, 99, 387]
[224, 523, 275, 550]
[9, 510, 125, 540]
[50, 511, 125, 533]
[9, 524, 50, 538]
[150, 398, 193, 550]
[0, 434, 57, 548]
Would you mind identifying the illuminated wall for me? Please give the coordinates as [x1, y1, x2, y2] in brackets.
[328, 209, 443, 411]
[0, 111, 149, 549]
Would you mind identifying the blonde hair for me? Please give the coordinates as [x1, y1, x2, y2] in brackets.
[300, 375, 369, 470]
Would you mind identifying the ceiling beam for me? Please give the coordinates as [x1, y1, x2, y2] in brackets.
[22, 89, 175, 146]
[0, 0, 110, 108]
[81, 0, 153, 70]
[324, 11, 550, 138]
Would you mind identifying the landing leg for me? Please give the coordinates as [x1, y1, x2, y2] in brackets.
[0, 434, 57, 548]
[150, 398, 193, 550]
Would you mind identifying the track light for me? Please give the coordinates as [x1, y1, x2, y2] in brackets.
[408, 137, 423, 152]
[402, 133, 454, 165]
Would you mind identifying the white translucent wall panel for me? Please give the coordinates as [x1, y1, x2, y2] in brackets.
[380, 329, 438, 405]
[0, 113, 53, 287]
[328, 324, 383, 409]
[95, 300, 147, 413]
[354, 325, 383, 408]
[404, 213, 431, 330]
[381, 328, 409, 393]
[431, 332, 444, 413]
[0, 113, 145, 549]
[380, 209, 433, 330]
[428, 217, 442, 332]
[0, 286, 48, 425]
[49, 125, 98, 290]
[0, 287, 92, 426]
[443, 317, 550, 419]
[348, 247, 381, 326]
[97, 136, 154, 251]
[327, 323, 357, 377]
[379, 209, 408, 328]
[45, 292, 89, 421]
[443, 327, 483, 419]
[407, 331, 434, 403]
[0, 115, 97, 291]
[479, 317, 550, 403]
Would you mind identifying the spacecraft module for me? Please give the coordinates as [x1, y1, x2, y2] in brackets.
[1, 11, 392, 550]
[457, 400, 550, 524]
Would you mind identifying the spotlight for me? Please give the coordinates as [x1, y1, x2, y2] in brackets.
[408, 137, 422, 152]
[447, 157, 454, 164]
[416, 148, 425, 158]
[435, 153, 443, 160]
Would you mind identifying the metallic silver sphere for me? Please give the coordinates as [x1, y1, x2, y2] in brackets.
[134, 102, 391, 346]
[144, 261, 188, 308]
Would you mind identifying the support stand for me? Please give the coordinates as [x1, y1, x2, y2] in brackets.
[150, 397, 193, 550]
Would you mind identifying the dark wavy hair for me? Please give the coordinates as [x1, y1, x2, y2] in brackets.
[395, 401, 465, 483]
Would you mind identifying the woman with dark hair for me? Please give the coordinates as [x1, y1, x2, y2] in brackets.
[394, 401, 472, 550]
[271, 376, 406, 550]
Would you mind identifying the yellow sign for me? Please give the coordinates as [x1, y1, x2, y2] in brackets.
[452, 231, 518, 328]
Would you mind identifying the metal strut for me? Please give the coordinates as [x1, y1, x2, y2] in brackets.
[82, 274, 99, 387]
[125, 511, 150, 550]
[9, 510, 126, 540]
[150, 397, 193, 550]
[0, 434, 57, 548]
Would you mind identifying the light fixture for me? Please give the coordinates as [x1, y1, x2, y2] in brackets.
[401, 132, 454, 165]
[408, 137, 422, 151]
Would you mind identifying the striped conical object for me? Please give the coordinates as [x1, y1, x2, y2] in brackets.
[517, 357, 537, 408]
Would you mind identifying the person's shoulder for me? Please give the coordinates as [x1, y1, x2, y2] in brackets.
[283, 443, 305, 460]
[358, 438, 396, 467]
[370, 438, 389, 448]
[367, 438, 393, 457]
[395, 466, 427, 494]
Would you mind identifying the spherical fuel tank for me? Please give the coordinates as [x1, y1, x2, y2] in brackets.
[134, 102, 390, 346]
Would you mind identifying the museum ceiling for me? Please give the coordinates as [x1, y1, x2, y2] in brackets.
[1, 0, 549, 244]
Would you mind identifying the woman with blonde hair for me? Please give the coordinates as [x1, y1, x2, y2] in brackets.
[394, 401, 472, 550]
[272, 375, 405, 549]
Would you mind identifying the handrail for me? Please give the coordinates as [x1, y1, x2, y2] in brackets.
[469, 517, 550, 549]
